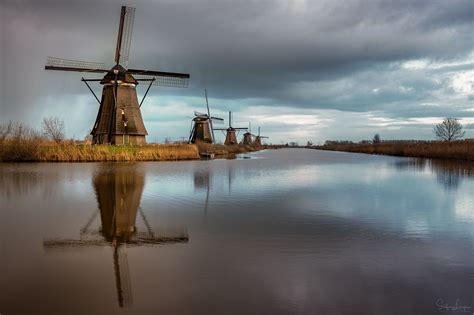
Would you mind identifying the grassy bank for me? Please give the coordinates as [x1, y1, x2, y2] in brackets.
[316, 140, 474, 161]
[0, 141, 200, 162]
[0, 140, 265, 162]
[195, 142, 261, 157]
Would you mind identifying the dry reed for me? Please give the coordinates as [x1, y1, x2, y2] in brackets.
[195, 142, 260, 156]
[0, 142, 201, 162]
[0, 141, 266, 162]
[317, 140, 474, 161]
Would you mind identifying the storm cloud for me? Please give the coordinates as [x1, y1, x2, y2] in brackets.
[1, 0, 473, 142]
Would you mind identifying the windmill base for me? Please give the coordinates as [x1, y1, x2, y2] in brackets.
[93, 134, 146, 145]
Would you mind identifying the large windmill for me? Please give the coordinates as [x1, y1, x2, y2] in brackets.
[45, 6, 190, 145]
[189, 89, 223, 144]
[254, 127, 269, 146]
[214, 112, 248, 145]
[43, 166, 188, 307]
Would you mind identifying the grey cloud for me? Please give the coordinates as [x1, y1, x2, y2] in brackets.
[1, 0, 473, 141]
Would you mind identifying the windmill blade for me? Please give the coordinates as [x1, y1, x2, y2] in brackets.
[118, 7, 135, 67]
[133, 70, 190, 88]
[115, 6, 135, 67]
[43, 234, 189, 248]
[115, 247, 133, 307]
[210, 116, 224, 122]
[45, 56, 108, 73]
[204, 89, 216, 142]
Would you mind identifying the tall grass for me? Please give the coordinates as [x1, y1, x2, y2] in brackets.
[317, 140, 474, 161]
[195, 142, 260, 156]
[0, 142, 201, 162]
[0, 141, 267, 162]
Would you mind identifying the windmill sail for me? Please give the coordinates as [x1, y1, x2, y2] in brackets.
[135, 73, 189, 88]
[118, 7, 135, 67]
[45, 57, 108, 73]
[205, 89, 216, 142]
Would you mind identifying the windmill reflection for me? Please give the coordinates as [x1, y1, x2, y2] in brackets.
[194, 164, 211, 214]
[43, 165, 188, 308]
[193, 163, 236, 216]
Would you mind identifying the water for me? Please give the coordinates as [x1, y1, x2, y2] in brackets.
[1, 149, 473, 315]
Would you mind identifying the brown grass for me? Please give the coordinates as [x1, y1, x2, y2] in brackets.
[0, 142, 200, 162]
[195, 142, 260, 156]
[0, 141, 265, 162]
[316, 140, 474, 161]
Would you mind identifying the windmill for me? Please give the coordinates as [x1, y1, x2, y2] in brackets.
[45, 6, 190, 145]
[189, 89, 223, 143]
[43, 166, 188, 307]
[242, 122, 253, 145]
[254, 127, 269, 146]
[213, 112, 248, 145]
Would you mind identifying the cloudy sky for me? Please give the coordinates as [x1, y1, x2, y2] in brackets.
[1, 0, 473, 144]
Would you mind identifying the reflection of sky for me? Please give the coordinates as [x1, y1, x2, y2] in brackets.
[133, 150, 474, 242]
[3, 151, 472, 242]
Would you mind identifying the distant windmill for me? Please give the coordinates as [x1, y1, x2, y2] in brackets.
[189, 89, 223, 143]
[254, 127, 269, 146]
[45, 6, 190, 145]
[242, 122, 253, 145]
[214, 112, 248, 145]
[43, 166, 188, 308]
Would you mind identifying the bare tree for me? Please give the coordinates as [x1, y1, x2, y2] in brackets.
[42, 116, 65, 144]
[373, 134, 381, 144]
[434, 118, 465, 141]
[0, 121, 13, 141]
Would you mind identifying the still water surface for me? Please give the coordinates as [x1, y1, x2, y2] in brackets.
[1, 149, 473, 314]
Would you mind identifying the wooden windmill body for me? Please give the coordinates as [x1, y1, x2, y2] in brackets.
[189, 90, 223, 144]
[45, 6, 190, 145]
[215, 112, 247, 145]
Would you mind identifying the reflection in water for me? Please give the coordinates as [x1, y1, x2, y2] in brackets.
[193, 163, 236, 214]
[43, 164, 188, 307]
[431, 159, 474, 190]
[394, 158, 474, 190]
[2, 150, 473, 314]
[194, 163, 211, 214]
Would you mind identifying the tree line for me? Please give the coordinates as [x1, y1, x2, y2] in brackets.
[0, 117, 65, 144]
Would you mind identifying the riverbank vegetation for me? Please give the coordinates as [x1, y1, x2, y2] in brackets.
[316, 140, 474, 161]
[195, 142, 261, 156]
[0, 140, 201, 162]
[0, 139, 269, 162]
[0, 120, 264, 162]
